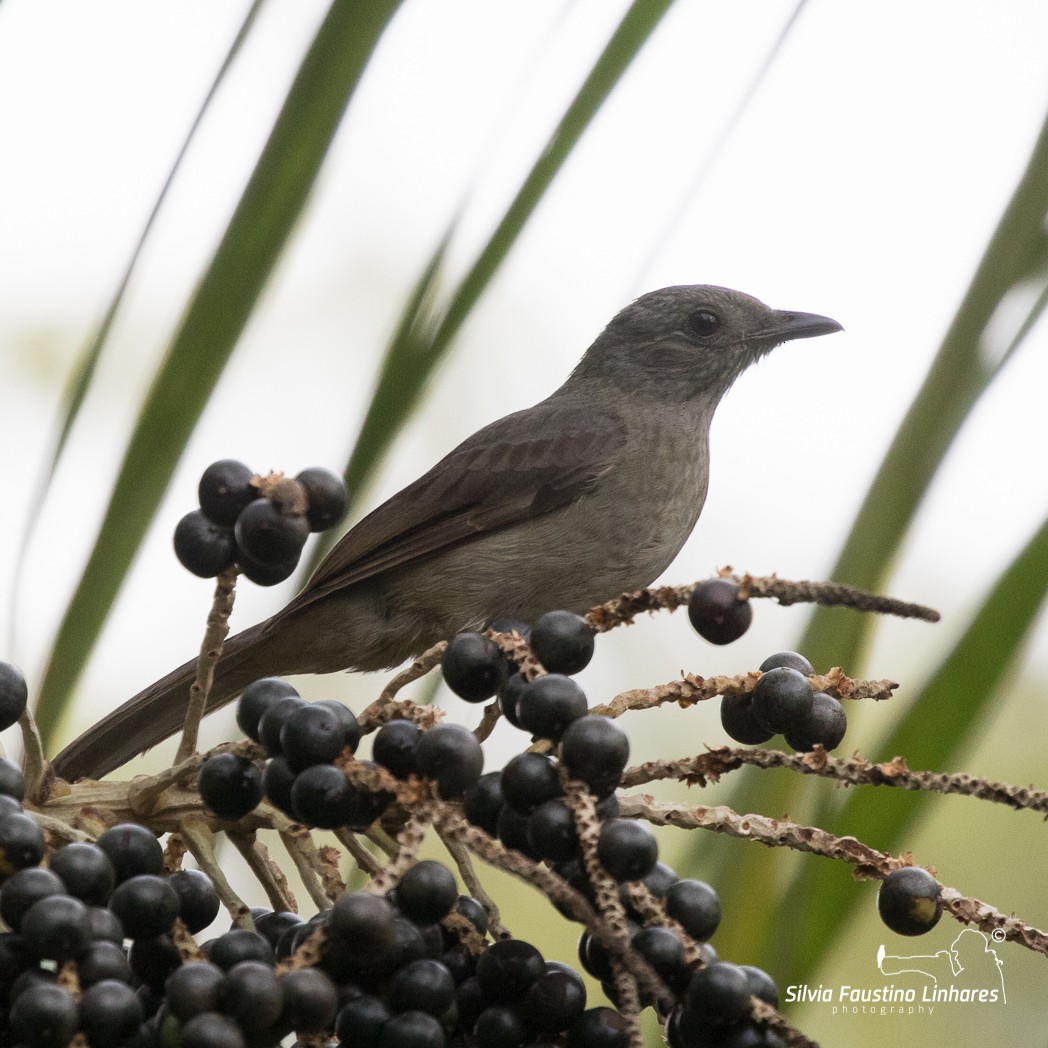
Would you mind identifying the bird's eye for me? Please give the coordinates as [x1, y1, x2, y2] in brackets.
[687, 310, 720, 338]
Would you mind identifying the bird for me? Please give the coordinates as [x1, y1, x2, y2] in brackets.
[52, 285, 841, 781]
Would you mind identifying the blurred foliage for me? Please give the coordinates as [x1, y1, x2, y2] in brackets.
[20, 0, 1048, 1031]
[707, 107, 1048, 975]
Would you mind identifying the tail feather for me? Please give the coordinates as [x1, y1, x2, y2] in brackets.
[51, 619, 273, 782]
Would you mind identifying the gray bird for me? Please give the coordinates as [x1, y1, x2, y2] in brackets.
[52, 285, 841, 780]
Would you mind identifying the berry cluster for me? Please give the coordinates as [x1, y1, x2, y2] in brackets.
[0, 807, 234, 1047]
[174, 460, 347, 585]
[720, 652, 847, 753]
[438, 626, 785, 1047]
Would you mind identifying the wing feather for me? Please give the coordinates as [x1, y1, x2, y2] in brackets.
[287, 400, 625, 612]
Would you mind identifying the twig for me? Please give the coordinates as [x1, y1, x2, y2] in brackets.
[175, 567, 238, 765]
[179, 817, 253, 927]
[277, 822, 339, 910]
[373, 641, 446, 708]
[622, 797, 1048, 956]
[623, 746, 1048, 816]
[129, 739, 264, 815]
[436, 822, 507, 939]
[368, 802, 437, 895]
[19, 707, 50, 804]
[592, 668, 896, 722]
[334, 827, 383, 876]
[229, 831, 297, 913]
[584, 574, 939, 632]
[562, 776, 667, 1048]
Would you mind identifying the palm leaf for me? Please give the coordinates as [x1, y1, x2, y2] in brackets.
[35, 0, 403, 745]
[698, 103, 1048, 970]
[303, 0, 679, 574]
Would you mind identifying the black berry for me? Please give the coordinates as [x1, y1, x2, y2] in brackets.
[236, 678, 300, 742]
[198, 753, 263, 820]
[720, 693, 775, 746]
[750, 667, 814, 734]
[530, 611, 595, 675]
[559, 715, 629, 798]
[688, 579, 752, 645]
[516, 674, 588, 740]
[596, 819, 658, 882]
[198, 459, 258, 526]
[296, 466, 348, 532]
[0, 662, 28, 732]
[442, 633, 508, 703]
[414, 724, 484, 799]
[878, 867, 942, 936]
[174, 510, 237, 578]
[783, 691, 847, 752]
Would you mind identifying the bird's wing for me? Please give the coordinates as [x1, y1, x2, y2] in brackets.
[287, 399, 626, 612]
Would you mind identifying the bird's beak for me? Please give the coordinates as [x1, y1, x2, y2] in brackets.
[761, 310, 844, 342]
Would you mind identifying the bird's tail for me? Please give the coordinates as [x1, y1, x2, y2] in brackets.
[50, 618, 274, 783]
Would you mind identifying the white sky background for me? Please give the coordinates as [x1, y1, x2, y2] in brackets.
[2, 0, 1048, 1038]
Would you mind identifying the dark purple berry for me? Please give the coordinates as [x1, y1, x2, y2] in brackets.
[442, 633, 508, 703]
[387, 958, 456, 1015]
[373, 720, 422, 779]
[567, 1007, 629, 1048]
[9, 983, 78, 1048]
[527, 798, 580, 862]
[108, 874, 180, 939]
[0, 662, 28, 732]
[235, 498, 309, 565]
[290, 763, 357, 829]
[280, 966, 338, 1031]
[476, 938, 545, 1001]
[165, 961, 225, 1020]
[0, 810, 44, 873]
[500, 752, 561, 814]
[497, 672, 528, 728]
[397, 860, 457, 926]
[684, 961, 751, 1026]
[530, 611, 595, 675]
[688, 579, 752, 645]
[741, 965, 779, 1007]
[296, 467, 348, 532]
[596, 818, 658, 882]
[329, 891, 396, 962]
[336, 994, 390, 1048]
[79, 979, 144, 1046]
[750, 667, 814, 734]
[665, 879, 721, 942]
[174, 510, 236, 578]
[198, 753, 262, 820]
[720, 693, 775, 745]
[236, 678, 300, 742]
[783, 692, 847, 752]
[198, 459, 258, 526]
[21, 894, 92, 961]
[414, 724, 484, 799]
[280, 702, 356, 771]
[257, 693, 308, 756]
[48, 841, 115, 906]
[878, 867, 942, 935]
[0, 867, 65, 931]
[559, 715, 629, 798]
[517, 674, 587, 740]
[96, 822, 163, 882]
[167, 869, 221, 936]
[463, 772, 504, 836]
[759, 651, 814, 675]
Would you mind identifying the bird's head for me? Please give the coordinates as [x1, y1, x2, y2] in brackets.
[571, 284, 842, 400]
